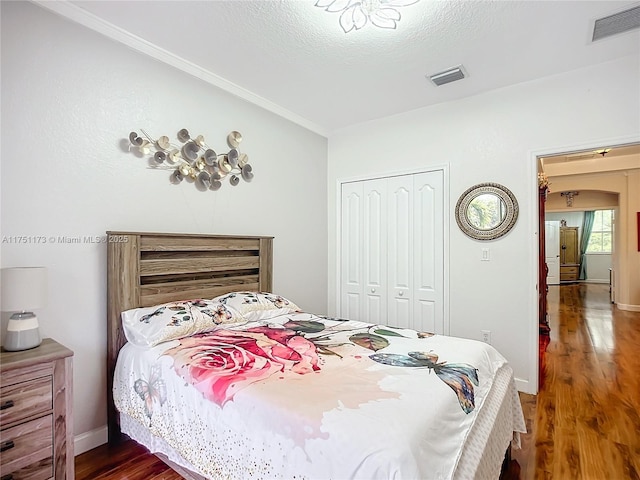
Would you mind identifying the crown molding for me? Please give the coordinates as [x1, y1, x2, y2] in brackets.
[31, 0, 328, 137]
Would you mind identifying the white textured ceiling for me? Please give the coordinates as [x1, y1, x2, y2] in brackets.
[42, 0, 640, 135]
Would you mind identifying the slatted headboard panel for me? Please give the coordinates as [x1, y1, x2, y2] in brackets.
[106, 231, 273, 442]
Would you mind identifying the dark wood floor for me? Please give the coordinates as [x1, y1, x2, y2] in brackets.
[75, 438, 183, 479]
[76, 284, 640, 479]
[506, 283, 640, 479]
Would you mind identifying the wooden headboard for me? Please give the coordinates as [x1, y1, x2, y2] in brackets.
[106, 231, 273, 442]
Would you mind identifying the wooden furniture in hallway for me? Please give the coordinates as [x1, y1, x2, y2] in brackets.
[537, 184, 550, 333]
[537, 184, 551, 390]
[559, 226, 580, 282]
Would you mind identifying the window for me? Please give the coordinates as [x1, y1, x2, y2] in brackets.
[586, 210, 613, 253]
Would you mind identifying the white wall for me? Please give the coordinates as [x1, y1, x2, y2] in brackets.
[545, 212, 583, 229]
[1, 2, 328, 450]
[583, 254, 612, 283]
[327, 55, 640, 393]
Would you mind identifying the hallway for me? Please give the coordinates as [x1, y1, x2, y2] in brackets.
[509, 283, 640, 479]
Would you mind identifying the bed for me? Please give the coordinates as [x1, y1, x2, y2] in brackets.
[107, 232, 526, 480]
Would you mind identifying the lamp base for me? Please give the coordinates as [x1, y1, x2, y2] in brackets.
[3, 312, 42, 352]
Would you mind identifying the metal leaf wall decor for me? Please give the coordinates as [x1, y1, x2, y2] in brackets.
[128, 128, 253, 191]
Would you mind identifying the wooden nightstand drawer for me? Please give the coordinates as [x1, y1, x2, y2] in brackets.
[0, 457, 53, 480]
[0, 414, 53, 478]
[0, 339, 73, 479]
[0, 340, 73, 479]
[0, 377, 52, 428]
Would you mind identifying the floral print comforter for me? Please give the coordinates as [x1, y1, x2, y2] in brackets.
[114, 312, 523, 479]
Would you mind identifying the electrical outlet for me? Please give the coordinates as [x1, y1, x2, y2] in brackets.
[481, 330, 491, 344]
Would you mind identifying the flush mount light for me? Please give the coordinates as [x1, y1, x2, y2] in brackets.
[315, 0, 420, 33]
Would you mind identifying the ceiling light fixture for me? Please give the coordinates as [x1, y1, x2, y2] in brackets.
[315, 0, 420, 33]
[560, 191, 579, 207]
[594, 148, 611, 156]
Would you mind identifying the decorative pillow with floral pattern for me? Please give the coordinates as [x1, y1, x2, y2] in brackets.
[122, 299, 246, 348]
[212, 291, 301, 322]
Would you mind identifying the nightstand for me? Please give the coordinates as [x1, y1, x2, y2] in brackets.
[0, 338, 73, 479]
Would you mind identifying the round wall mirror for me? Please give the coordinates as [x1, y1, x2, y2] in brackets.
[455, 183, 518, 240]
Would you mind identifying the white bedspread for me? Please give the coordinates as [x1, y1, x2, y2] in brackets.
[114, 313, 525, 479]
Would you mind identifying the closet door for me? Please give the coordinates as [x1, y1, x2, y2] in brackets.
[363, 179, 387, 324]
[341, 179, 387, 322]
[340, 182, 364, 320]
[387, 175, 413, 328]
[413, 170, 444, 333]
[339, 170, 445, 333]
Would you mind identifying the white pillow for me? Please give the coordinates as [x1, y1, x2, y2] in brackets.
[122, 299, 246, 347]
[212, 291, 301, 322]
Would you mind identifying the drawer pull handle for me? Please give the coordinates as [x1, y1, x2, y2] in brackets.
[0, 440, 15, 452]
[1, 475, 13, 480]
[0, 400, 14, 410]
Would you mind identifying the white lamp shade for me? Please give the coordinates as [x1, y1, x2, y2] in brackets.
[1, 267, 47, 312]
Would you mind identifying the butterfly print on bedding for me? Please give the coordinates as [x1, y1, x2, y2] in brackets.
[140, 307, 166, 323]
[264, 295, 290, 308]
[216, 293, 238, 304]
[200, 305, 233, 324]
[369, 351, 479, 414]
[134, 364, 167, 419]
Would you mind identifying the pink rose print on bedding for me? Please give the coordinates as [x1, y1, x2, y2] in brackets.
[165, 326, 320, 406]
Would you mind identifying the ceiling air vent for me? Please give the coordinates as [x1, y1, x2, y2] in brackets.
[592, 5, 640, 41]
[428, 65, 466, 87]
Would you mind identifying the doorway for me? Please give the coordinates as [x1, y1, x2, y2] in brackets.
[536, 141, 640, 387]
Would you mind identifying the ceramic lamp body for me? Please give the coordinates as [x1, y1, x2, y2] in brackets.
[4, 312, 42, 351]
[1, 267, 47, 351]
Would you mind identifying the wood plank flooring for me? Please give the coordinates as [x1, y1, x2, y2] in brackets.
[76, 283, 640, 479]
[75, 438, 183, 479]
[506, 283, 640, 480]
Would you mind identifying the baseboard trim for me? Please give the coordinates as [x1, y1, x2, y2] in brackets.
[515, 377, 534, 395]
[75, 425, 108, 456]
[616, 303, 640, 312]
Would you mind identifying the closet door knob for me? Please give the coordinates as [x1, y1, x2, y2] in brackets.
[399, 291, 404, 296]
[370, 288, 376, 293]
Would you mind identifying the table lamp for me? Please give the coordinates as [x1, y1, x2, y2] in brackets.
[1, 267, 47, 351]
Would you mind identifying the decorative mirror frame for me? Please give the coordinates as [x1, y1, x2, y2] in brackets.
[455, 182, 519, 240]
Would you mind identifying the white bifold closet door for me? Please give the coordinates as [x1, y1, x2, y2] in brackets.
[340, 170, 444, 334]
